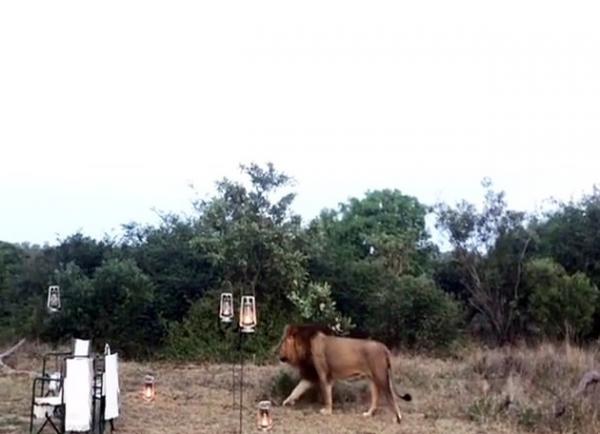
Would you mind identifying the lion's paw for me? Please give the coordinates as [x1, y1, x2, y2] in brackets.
[319, 408, 332, 416]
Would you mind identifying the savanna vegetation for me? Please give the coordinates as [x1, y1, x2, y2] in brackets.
[4, 163, 600, 433]
[1, 163, 600, 360]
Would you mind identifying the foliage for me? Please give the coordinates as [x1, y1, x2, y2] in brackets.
[0, 242, 26, 342]
[121, 214, 219, 322]
[535, 187, 600, 287]
[43, 258, 161, 357]
[163, 294, 288, 363]
[306, 189, 433, 326]
[55, 233, 112, 277]
[163, 163, 308, 361]
[526, 258, 598, 339]
[288, 282, 354, 333]
[367, 275, 463, 350]
[191, 163, 307, 310]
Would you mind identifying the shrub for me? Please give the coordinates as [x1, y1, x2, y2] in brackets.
[367, 275, 463, 350]
[526, 258, 599, 339]
[163, 294, 290, 363]
[257, 368, 366, 407]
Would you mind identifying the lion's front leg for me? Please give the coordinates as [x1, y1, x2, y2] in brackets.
[319, 381, 333, 415]
[282, 379, 314, 406]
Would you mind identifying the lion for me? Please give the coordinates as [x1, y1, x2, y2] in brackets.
[277, 324, 412, 423]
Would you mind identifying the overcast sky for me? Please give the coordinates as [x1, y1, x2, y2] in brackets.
[1, 1, 599, 245]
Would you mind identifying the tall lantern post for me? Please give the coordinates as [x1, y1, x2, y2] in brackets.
[238, 295, 256, 433]
[218, 291, 258, 434]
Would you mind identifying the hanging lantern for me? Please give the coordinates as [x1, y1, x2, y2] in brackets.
[239, 296, 257, 333]
[219, 292, 234, 323]
[143, 375, 156, 402]
[47, 285, 61, 313]
[256, 400, 273, 431]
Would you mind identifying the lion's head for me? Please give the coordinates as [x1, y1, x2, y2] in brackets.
[278, 325, 300, 365]
[277, 324, 333, 379]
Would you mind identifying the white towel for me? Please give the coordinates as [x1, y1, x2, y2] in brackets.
[73, 339, 90, 357]
[104, 353, 120, 421]
[47, 371, 61, 394]
[64, 358, 93, 432]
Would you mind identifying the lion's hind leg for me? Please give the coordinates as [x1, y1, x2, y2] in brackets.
[283, 379, 314, 406]
[373, 368, 403, 423]
[362, 380, 379, 417]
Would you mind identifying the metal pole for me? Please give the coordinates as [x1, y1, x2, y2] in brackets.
[239, 331, 244, 434]
[232, 357, 236, 409]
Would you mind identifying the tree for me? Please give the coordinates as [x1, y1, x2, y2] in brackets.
[121, 214, 219, 322]
[55, 233, 112, 277]
[306, 189, 433, 326]
[163, 163, 309, 358]
[0, 242, 24, 342]
[88, 258, 160, 357]
[535, 187, 600, 287]
[44, 258, 160, 358]
[191, 163, 307, 306]
[435, 179, 532, 344]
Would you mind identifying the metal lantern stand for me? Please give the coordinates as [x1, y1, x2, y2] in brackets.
[220, 293, 257, 434]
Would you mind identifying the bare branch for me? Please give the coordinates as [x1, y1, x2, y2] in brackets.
[0, 338, 26, 360]
[0, 339, 36, 377]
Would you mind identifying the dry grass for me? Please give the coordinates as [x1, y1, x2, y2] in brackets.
[2, 341, 600, 433]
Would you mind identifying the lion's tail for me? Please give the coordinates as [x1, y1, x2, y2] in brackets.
[387, 353, 412, 402]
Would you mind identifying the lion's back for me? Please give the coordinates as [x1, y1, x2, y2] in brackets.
[315, 334, 389, 379]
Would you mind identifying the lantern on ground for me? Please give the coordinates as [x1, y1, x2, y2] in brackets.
[47, 285, 61, 313]
[219, 292, 234, 323]
[256, 400, 273, 431]
[143, 375, 156, 402]
[239, 296, 257, 333]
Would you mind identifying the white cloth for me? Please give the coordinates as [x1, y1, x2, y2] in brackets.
[73, 339, 90, 357]
[47, 371, 61, 394]
[33, 396, 62, 419]
[33, 373, 63, 419]
[64, 358, 93, 432]
[103, 353, 120, 421]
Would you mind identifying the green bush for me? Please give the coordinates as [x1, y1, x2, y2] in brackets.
[367, 275, 463, 350]
[163, 294, 290, 363]
[527, 258, 598, 339]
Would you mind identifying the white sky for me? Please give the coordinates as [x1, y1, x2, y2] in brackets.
[1, 1, 600, 245]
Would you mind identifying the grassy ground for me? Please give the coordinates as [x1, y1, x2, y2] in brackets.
[1, 342, 599, 433]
